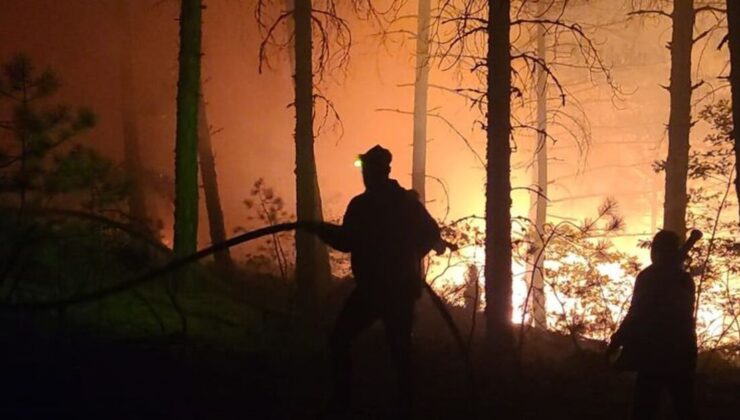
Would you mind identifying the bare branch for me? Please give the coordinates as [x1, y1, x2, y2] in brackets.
[628, 9, 671, 19]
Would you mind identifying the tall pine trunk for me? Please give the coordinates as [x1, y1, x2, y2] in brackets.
[294, 0, 331, 313]
[118, 0, 148, 227]
[727, 0, 740, 222]
[530, 8, 547, 329]
[173, 0, 202, 258]
[485, 0, 514, 353]
[412, 0, 431, 201]
[663, 0, 694, 240]
[198, 93, 233, 273]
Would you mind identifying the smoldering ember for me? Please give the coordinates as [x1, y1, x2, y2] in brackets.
[0, 1, 738, 419]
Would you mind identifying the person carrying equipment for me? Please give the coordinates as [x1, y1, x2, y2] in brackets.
[307, 145, 447, 416]
[607, 229, 701, 420]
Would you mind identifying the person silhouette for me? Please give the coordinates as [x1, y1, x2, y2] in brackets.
[608, 230, 698, 420]
[307, 145, 445, 417]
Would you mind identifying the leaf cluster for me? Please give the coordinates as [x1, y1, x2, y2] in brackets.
[0, 54, 127, 213]
[239, 178, 295, 278]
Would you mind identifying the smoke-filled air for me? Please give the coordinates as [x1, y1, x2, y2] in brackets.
[0, 0, 738, 419]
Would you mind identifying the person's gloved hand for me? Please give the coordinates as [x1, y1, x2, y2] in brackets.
[300, 221, 325, 234]
[302, 221, 339, 234]
[605, 333, 620, 355]
[433, 239, 458, 255]
[605, 334, 622, 366]
[432, 239, 446, 255]
[301, 221, 346, 250]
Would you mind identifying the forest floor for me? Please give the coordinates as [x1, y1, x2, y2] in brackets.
[1, 278, 738, 420]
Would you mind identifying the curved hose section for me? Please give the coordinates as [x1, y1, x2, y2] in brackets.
[4, 220, 476, 408]
[7, 222, 303, 311]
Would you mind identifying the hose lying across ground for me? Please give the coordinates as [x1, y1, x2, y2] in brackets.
[3, 221, 476, 405]
[6, 222, 301, 311]
[3, 222, 470, 349]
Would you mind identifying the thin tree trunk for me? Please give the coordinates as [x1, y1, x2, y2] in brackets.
[284, 0, 296, 70]
[173, 0, 202, 259]
[727, 0, 740, 223]
[294, 0, 331, 314]
[198, 93, 233, 274]
[651, 174, 659, 234]
[118, 0, 148, 228]
[530, 7, 547, 330]
[663, 0, 694, 240]
[412, 0, 431, 202]
[485, 0, 514, 354]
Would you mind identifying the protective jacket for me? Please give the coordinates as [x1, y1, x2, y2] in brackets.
[319, 179, 441, 297]
[611, 263, 697, 372]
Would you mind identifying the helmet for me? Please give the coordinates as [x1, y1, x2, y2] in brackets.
[359, 145, 392, 169]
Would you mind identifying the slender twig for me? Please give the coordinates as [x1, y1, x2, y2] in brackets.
[694, 164, 736, 320]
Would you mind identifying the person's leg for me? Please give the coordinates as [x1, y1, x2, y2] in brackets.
[632, 371, 663, 420]
[328, 287, 379, 413]
[382, 293, 415, 417]
[667, 370, 697, 420]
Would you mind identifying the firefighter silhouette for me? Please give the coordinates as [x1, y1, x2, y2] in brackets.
[308, 145, 445, 416]
[608, 230, 698, 420]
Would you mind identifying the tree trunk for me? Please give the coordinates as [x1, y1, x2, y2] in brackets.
[173, 0, 202, 259]
[294, 0, 331, 314]
[412, 0, 431, 202]
[198, 93, 233, 274]
[485, 0, 514, 354]
[530, 7, 547, 330]
[651, 175, 659, 234]
[727, 0, 740, 223]
[118, 0, 148, 227]
[284, 0, 296, 69]
[663, 0, 694, 240]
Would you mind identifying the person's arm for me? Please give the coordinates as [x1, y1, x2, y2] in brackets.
[305, 198, 359, 253]
[409, 195, 445, 255]
[609, 270, 649, 352]
[312, 223, 352, 252]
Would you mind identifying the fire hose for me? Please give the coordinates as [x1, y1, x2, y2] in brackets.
[3, 221, 476, 402]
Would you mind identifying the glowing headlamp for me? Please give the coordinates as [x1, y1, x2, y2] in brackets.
[353, 155, 363, 168]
